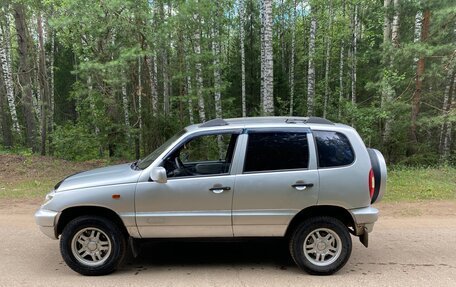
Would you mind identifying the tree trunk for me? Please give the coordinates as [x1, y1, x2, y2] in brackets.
[37, 14, 50, 156]
[239, 0, 247, 117]
[0, 14, 20, 133]
[260, 0, 264, 109]
[261, 0, 273, 115]
[14, 4, 37, 151]
[307, 9, 317, 116]
[323, 1, 333, 118]
[391, 0, 400, 47]
[146, 55, 158, 117]
[46, 18, 55, 155]
[382, 0, 393, 145]
[440, 74, 455, 163]
[186, 72, 194, 124]
[194, 23, 206, 123]
[212, 28, 222, 119]
[0, 65, 13, 147]
[289, 0, 296, 116]
[338, 0, 346, 119]
[121, 76, 130, 130]
[411, 9, 430, 143]
[351, 4, 358, 108]
[439, 62, 455, 154]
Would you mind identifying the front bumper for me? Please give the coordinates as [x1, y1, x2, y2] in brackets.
[349, 206, 379, 235]
[34, 209, 59, 239]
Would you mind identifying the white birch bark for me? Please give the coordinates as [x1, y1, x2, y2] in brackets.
[441, 75, 455, 162]
[0, 18, 20, 132]
[239, 0, 247, 117]
[261, 0, 274, 115]
[351, 4, 358, 107]
[391, 0, 400, 47]
[338, 0, 346, 119]
[121, 76, 130, 129]
[289, 0, 296, 116]
[146, 55, 158, 117]
[162, 49, 169, 115]
[260, 0, 265, 109]
[212, 28, 222, 119]
[381, 0, 393, 143]
[413, 11, 423, 66]
[307, 9, 317, 116]
[138, 57, 142, 131]
[323, 1, 333, 118]
[186, 72, 194, 124]
[193, 17, 206, 123]
[439, 63, 454, 153]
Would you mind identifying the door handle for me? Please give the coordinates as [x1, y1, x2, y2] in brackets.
[291, 182, 314, 191]
[209, 186, 231, 194]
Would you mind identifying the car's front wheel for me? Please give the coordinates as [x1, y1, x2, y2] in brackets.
[60, 216, 126, 276]
[289, 216, 352, 275]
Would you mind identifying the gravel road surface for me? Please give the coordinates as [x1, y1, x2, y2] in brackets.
[1, 201, 455, 287]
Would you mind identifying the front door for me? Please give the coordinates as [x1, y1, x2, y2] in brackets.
[135, 131, 240, 238]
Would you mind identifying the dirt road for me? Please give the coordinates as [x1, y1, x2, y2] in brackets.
[1, 201, 455, 287]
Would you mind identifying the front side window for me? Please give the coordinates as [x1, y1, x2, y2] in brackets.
[314, 131, 354, 168]
[163, 133, 238, 178]
[244, 132, 309, 172]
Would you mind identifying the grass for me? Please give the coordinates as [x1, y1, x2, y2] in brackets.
[384, 166, 456, 202]
[0, 154, 110, 199]
[0, 154, 455, 202]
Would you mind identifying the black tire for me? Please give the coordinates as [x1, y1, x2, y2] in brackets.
[60, 216, 127, 276]
[289, 216, 352, 275]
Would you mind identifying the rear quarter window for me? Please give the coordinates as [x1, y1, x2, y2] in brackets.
[314, 131, 354, 168]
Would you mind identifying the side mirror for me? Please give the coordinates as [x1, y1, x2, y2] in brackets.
[150, 167, 167, 183]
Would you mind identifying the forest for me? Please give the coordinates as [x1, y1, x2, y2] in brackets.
[0, 0, 455, 165]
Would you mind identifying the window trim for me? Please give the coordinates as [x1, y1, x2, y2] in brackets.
[312, 130, 356, 169]
[242, 130, 311, 174]
[160, 129, 242, 180]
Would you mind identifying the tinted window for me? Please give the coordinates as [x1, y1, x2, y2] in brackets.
[244, 132, 309, 172]
[314, 131, 354, 167]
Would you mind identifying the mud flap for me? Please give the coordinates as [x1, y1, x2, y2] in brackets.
[128, 237, 139, 258]
[359, 232, 369, 248]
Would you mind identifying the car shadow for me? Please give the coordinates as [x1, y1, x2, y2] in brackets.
[121, 238, 297, 272]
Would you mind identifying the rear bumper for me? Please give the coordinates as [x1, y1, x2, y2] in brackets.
[349, 206, 378, 234]
[34, 209, 59, 240]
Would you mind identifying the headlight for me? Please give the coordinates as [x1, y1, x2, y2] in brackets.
[43, 190, 55, 205]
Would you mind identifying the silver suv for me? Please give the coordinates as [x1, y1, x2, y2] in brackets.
[35, 117, 386, 276]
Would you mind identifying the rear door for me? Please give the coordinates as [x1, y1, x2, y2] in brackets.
[232, 129, 319, 237]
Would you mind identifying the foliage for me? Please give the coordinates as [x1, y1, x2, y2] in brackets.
[0, 0, 455, 165]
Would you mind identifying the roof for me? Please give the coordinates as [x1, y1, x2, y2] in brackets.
[186, 116, 352, 132]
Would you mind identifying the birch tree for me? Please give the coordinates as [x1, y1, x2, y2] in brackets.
[0, 11, 20, 132]
[323, 1, 333, 118]
[289, 0, 296, 116]
[307, 7, 317, 116]
[338, 0, 346, 119]
[261, 0, 273, 115]
[239, 0, 246, 117]
[193, 14, 206, 122]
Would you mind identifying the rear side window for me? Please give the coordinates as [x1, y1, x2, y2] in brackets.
[244, 132, 309, 172]
[314, 131, 354, 168]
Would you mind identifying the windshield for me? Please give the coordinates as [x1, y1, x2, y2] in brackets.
[137, 129, 186, 169]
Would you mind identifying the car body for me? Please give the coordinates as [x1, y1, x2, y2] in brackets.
[35, 116, 387, 275]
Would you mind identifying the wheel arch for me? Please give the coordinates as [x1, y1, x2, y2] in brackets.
[56, 206, 129, 237]
[285, 205, 355, 238]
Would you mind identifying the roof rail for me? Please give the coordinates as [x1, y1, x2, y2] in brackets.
[199, 118, 229, 127]
[286, 117, 334, 125]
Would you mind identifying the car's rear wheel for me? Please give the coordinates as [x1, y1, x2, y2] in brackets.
[289, 216, 352, 275]
[60, 216, 126, 276]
